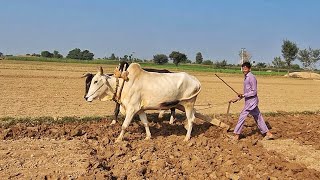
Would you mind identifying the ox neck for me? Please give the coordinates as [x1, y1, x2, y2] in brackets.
[107, 76, 125, 101]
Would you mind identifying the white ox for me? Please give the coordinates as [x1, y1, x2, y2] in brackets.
[85, 63, 202, 142]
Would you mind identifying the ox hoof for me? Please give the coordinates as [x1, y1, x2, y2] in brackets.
[183, 137, 190, 142]
[110, 120, 116, 125]
[145, 136, 151, 140]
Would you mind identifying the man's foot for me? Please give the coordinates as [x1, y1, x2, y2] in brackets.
[231, 134, 240, 141]
[263, 132, 274, 140]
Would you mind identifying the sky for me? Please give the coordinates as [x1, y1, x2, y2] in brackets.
[1, 0, 320, 65]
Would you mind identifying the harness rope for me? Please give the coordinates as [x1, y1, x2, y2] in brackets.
[111, 64, 129, 109]
[86, 83, 104, 99]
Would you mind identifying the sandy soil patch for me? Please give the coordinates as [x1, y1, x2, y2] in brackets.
[0, 60, 319, 118]
[285, 72, 320, 79]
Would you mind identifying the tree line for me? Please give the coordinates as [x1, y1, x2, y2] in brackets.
[271, 40, 320, 71]
[23, 48, 95, 60]
[1, 39, 319, 70]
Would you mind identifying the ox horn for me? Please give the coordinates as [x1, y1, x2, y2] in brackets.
[81, 72, 92, 78]
[98, 66, 104, 75]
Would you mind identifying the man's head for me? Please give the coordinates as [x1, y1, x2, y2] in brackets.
[241, 62, 251, 75]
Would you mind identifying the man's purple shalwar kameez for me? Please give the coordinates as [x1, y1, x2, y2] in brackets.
[233, 72, 269, 135]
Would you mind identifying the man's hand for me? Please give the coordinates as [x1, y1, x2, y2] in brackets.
[229, 97, 240, 103]
[237, 93, 244, 98]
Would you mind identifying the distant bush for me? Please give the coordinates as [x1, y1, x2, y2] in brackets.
[202, 60, 213, 65]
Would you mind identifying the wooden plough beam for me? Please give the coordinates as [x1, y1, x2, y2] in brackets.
[195, 112, 230, 131]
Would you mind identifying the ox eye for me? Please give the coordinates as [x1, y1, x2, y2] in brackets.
[94, 80, 98, 84]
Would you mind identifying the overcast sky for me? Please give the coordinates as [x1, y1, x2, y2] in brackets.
[1, 0, 320, 65]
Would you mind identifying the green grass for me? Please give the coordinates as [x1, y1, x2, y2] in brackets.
[4, 56, 293, 76]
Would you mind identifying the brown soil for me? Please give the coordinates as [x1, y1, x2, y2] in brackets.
[0, 113, 320, 179]
[0, 60, 320, 179]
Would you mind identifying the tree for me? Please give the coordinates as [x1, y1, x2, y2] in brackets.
[310, 48, 320, 70]
[282, 39, 299, 72]
[298, 47, 320, 70]
[153, 54, 168, 65]
[195, 52, 203, 64]
[66, 48, 94, 60]
[0, 52, 3, 59]
[272, 56, 285, 68]
[169, 51, 187, 66]
[81, 50, 94, 60]
[297, 48, 311, 70]
[67, 48, 81, 59]
[110, 53, 116, 60]
[41, 51, 53, 58]
[121, 55, 129, 61]
[53, 50, 63, 58]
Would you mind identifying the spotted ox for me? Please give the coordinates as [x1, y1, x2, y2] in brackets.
[85, 63, 202, 142]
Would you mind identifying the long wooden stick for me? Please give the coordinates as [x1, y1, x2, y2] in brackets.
[215, 74, 239, 95]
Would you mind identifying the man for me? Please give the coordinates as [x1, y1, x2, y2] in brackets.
[230, 62, 273, 141]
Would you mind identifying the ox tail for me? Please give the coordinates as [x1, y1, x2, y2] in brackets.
[179, 86, 202, 102]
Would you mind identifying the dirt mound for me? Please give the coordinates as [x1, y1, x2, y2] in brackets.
[262, 139, 320, 171]
[285, 72, 320, 79]
[0, 113, 320, 179]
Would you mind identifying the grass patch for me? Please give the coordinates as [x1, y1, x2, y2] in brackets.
[3, 56, 290, 76]
[0, 116, 112, 128]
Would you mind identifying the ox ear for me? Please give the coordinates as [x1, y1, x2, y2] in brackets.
[98, 67, 103, 75]
[81, 72, 92, 78]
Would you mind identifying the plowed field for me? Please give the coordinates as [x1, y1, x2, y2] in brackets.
[0, 60, 319, 179]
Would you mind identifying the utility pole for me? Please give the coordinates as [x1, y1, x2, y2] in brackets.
[240, 48, 245, 70]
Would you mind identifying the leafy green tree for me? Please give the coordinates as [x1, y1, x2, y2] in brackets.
[67, 48, 81, 59]
[169, 51, 187, 66]
[297, 48, 311, 69]
[66, 48, 94, 60]
[53, 50, 63, 58]
[310, 48, 320, 70]
[282, 39, 299, 72]
[272, 56, 285, 68]
[195, 52, 203, 64]
[110, 53, 116, 60]
[41, 51, 53, 58]
[81, 50, 94, 60]
[298, 47, 320, 70]
[153, 54, 168, 65]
